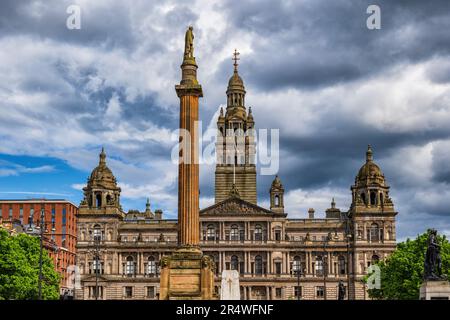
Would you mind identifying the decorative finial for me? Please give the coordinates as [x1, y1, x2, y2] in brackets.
[233, 49, 240, 73]
[366, 144, 373, 162]
[220, 106, 224, 117]
[331, 197, 336, 208]
[146, 198, 151, 211]
[99, 147, 106, 165]
[248, 106, 252, 114]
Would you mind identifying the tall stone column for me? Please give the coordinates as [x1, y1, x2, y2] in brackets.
[159, 26, 215, 300]
[176, 59, 202, 246]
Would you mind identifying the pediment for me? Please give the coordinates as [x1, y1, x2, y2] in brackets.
[200, 196, 273, 215]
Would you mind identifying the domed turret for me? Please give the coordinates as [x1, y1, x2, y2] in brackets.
[87, 148, 119, 190]
[356, 145, 385, 186]
[351, 145, 393, 209]
[270, 175, 284, 214]
[80, 148, 122, 211]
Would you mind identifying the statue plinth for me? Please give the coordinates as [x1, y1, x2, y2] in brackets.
[420, 280, 450, 300]
[159, 247, 215, 300]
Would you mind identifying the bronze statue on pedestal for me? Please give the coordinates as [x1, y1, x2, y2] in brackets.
[424, 229, 446, 280]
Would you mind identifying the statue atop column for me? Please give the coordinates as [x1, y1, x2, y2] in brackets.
[184, 26, 194, 59]
[424, 229, 446, 280]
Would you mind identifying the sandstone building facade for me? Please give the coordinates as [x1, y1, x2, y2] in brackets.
[75, 61, 397, 300]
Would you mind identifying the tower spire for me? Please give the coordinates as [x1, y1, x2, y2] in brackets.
[232, 49, 240, 73]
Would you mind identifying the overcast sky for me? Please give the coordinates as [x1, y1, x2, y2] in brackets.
[1, 0, 450, 241]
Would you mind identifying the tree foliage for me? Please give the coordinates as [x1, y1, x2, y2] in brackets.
[365, 231, 450, 300]
[0, 229, 60, 300]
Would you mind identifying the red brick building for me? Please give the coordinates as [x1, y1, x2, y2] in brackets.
[0, 199, 78, 296]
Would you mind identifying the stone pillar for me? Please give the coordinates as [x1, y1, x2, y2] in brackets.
[176, 92, 202, 246]
[159, 27, 215, 300]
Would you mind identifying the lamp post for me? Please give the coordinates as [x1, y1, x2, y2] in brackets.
[323, 240, 328, 300]
[295, 263, 304, 301]
[345, 214, 352, 300]
[28, 209, 55, 300]
[94, 235, 100, 300]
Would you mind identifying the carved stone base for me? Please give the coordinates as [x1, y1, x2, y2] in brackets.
[159, 246, 216, 300]
[420, 280, 450, 300]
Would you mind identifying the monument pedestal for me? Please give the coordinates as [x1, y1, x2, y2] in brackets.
[159, 247, 216, 300]
[420, 280, 450, 300]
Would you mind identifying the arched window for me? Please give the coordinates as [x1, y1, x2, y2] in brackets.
[126, 256, 135, 276]
[370, 191, 377, 206]
[106, 194, 111, 205]
[93, 224, 102, 242]
[315, 256, 324, 276]
[275, 195, 280, 206]
[380, 192, 384, 205]
[255, 255, 263, 275]
[147, 256, 157, 276]
[231, 255, 239, 271]
[369, 223, 380, 242]
[96, 194, 102, 208]
[207, 225, 216, 241]
[254, 225, 262, 241]
[338, 256, 346, 275]
[360, 192, 366, 205]
[230, 225, 239, 241]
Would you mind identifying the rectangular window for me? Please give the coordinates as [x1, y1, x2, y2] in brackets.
[62, 208, 67, 226]
[275, 230, 281, 241]
[0, 207, 2, 218]
[294, 286, 302, 298]
[124, 286, 133, 298]
[9, 206, 12, 219]
[275, 262, 282, 275]
[316, 286, 324, 298]
[315, 258, 324, 276]
[19, 206, 23, 223]
[51, 205, 55, 227]
[147, 286, 155, 298]
[276, 288, 282, 298]
[239, 230, 245, 242]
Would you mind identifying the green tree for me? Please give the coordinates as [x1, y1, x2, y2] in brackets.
[365, 231, 450, 300]
[0, 229, 60, 300]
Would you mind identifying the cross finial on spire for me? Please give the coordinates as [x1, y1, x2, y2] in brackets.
[232, 49, 240, 73]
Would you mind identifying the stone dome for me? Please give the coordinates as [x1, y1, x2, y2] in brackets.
[271, 175, 283, 189]
[228, 72, 244, 88]
[87, 148, 118, 189]
[356, 145, 385, 184]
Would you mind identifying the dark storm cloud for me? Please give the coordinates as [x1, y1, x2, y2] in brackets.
[0, 0, 197, 54]
[218, 0, 450, 91]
